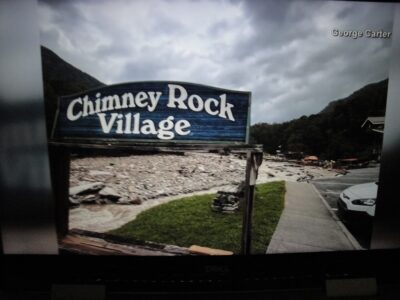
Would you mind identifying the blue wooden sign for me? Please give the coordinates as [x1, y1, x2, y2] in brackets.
[52, 81, 251, 144]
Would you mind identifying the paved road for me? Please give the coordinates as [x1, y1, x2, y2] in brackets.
[311, 166, 380, 248]
[311, 167, 380, 210]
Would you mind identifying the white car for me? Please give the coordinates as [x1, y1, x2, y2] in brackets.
[338, 182, 378, 222]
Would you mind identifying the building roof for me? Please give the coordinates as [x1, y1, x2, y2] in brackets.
[361, 116, 385, 128]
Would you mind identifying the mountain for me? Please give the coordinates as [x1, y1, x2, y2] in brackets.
[41, 46, 105, 135]
[319, 80, 387, 116]
[251, 79, 388, 160]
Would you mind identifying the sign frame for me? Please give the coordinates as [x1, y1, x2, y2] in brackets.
[48, 81, 261, 256]
[50, 81, 252, 146]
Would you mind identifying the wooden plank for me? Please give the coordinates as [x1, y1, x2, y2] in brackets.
[61, 229, 192, 256]
[61, 236, 179, 256]
[241, 151, 253, 255]
[49, 139, 263, 153]
[188, 245, 233, 256]
[241, 151, 264, 255]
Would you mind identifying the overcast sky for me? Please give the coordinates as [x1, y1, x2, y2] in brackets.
[38, 0, 394, 124]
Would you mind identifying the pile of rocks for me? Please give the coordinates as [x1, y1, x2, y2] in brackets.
[69, 181, 142, 206]
[210, 182, 245, 214]
[69, 153, 246, 206]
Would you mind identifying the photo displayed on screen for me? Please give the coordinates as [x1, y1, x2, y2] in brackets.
[39, 0, 394, 255]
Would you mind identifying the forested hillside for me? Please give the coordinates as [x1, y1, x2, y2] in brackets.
[251, 79, 387, 160]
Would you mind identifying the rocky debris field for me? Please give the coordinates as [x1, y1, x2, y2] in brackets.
[256, 160, 341, 183]
[69, 153, 247, 206]
[69, 153, 341, 207]
[69, 153, 341, 232]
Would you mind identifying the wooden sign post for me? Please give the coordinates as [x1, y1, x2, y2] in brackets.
[241, 151, 264, 255]
[49, 81, 262, 254]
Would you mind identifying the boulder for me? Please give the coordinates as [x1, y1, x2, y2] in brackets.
[69, 182, 104, 196]
[69, 197, 80, 206]
[129, 198, 142, 205]
[116, 197, 131, 205]
[81, 194, 98, 204]
[99, 186, 121, 200]
[117, 194, 143, 205]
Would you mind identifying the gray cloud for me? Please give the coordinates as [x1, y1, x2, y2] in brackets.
[38, 0, 395, 124]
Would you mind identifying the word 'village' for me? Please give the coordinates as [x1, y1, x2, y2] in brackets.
[66, 84, 236, 140]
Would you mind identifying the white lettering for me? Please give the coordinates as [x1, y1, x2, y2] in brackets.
[175, 120, 191, 136]
[116, 114, 124, 134]
[147, 91, 162, 112]
[67, 98, 83, 121]
[218, 94, 235, 121]
[124, 113, 132, 134]
[102, 95, 121, 111]
[132, 113, 140, 134]
[96, 112, 192, 139]
[188, 94, 204, 112]
[95, 99, 102, 113]
[141, 119, 157, 135]
[167, 84, 188, 109]
[82, 95, 94, 117]
[121, 93, 135, 109]
[158, 116, 175, 140]
[95, 93, 102, 113]
[204, 98, 219, 116]
[66, 86, 237, 127]
[135, 92, 148, 108]
[98, 113, 117, 133]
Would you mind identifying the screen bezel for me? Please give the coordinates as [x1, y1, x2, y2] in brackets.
[1, 0, 400, 293]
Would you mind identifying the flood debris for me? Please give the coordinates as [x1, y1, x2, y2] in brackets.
[211, 192, 240, 214]
[296, 174, 314, 182]
[69, 182, 105, 196]
[210, 182, 245, 214]
[69, 153, 246, 207]
[99, 187, 121, 200]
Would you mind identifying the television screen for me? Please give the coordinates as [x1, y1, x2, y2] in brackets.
[1, 0, 400, 279]
[32, 0, 397, 256]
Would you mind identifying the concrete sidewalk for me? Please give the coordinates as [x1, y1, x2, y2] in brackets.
[267, 181, 361, 253]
